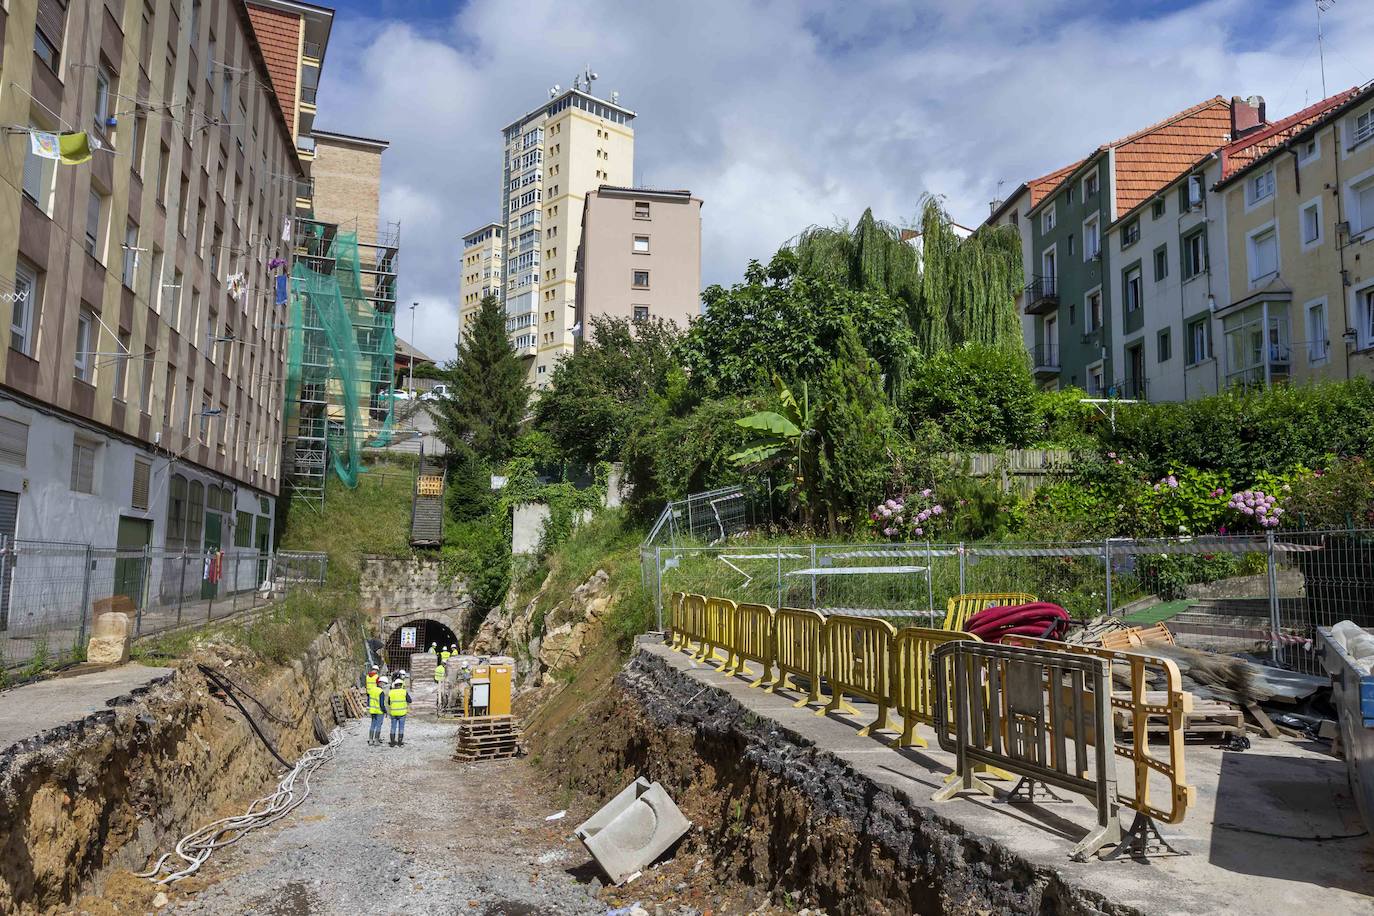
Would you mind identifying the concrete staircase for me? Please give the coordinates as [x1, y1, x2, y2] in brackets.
[409, 446, 445, 548]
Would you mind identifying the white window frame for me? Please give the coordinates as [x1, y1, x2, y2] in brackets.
[1305, 297, 1329, 365]
[1086, 284, 1103, 333]
[1187, 174, 1204, 209]
[1245, 169, 1276, 210]
[1187, 318, 1210, 366]
[1246, 221, 1279, 286]
[11, 259, 38, 357]
[1086, 361, 1105, 397]
[1082, 172, 1099, 202]
[74, 309, 95, 382]
[94, 65, 113, 134]
[1041, 243, 1057, 286]
[1299, 196, 1323, 251]
[1296, 135, 1320, 167]
[1041, 202, 1057, 234]
[1352, 279, 1374, 351]
[632, 235, 650, 254]
[1082, 214, 1101, 261]
[1124, 267, 1142, 314]
[1345, 165, 1374, 239]
[1183, 229, 1207, 280]
[1352, 106, 1374, 151]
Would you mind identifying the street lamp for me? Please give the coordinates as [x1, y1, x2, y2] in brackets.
[408, 301, 418, 398]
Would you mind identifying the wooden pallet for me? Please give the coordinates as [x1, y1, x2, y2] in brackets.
[453, 715, 523, 761]
[330, 694, 348, 725]
[1115, 696, 1243, 742]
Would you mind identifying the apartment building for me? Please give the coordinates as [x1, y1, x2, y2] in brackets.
[1214, 83, 1374, 389]
[497, 79, 635, 387]
[574, 187, 701, 333]
[0, 2, 300, 583]
[1025, 97, 1245, 397]
[458, 221, 502, 333]
[1101, 91, 1358, 400]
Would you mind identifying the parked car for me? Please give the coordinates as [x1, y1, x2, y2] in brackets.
[420, 384, 449, 402]
[390, 388, 413, 401]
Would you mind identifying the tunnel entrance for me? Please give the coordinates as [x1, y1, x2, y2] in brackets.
[383, 618, 459, 671]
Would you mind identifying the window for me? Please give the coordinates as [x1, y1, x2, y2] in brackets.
[1248, 226, 1278, 282]
[1158, 328, 1172, 363]
[1355, 108, 1374, 148]
[1083, 215, 1100, 260]
[86, 189, 107, 260]
[1246, 170, 1275, 206]
[632, 305, 649, 321]
[632, 235, 650, 254]
[1187, 318, 1211, 365]
[190, 0, 201, 37]
[1042, 203, 1056, 233]
[1301, 199, 1322, 248]
[1153, 245, 1168, 282]
[1307, 299, 1329, 364]
[1152, 200, 1166, 220]
[1088, 364, 1104, 396]
[1297, 136, 1319, 165]
[114, 330, 131, 400]
[132, 115, 148, 176]
[1359, 286, 1374, 350]
[0, 417, 30, 468]
[34, 0, 66, 70]
[169, 269, 184, 329]
[11, 260, 39, 357]
[1183, 175, 1204, 209]
[1182, 230, 1207, 279]
[122, 220, 140, 287]
[1087, 290, 1103, 332]
[634, 201, 651, 219]
[1121, 218, 1140, 248]
[71, 439, 97, 495]
[74, 308, 95, 382]
[1067, 234, 1075, 257]
[132, 458, 152, 510]
[167, 474, 187, 548]
[139, 348, 154, 413]
[1350, 175, 1374, 236]
[95, 64, 115, 135]
[22, 119, 57, 214]
[631, 269, 650, 289]
[1124, 267, 1142, 313]
[1083, 172, 1099, 201]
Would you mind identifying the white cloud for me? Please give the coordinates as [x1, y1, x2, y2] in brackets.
[314, 0, 1373, 360]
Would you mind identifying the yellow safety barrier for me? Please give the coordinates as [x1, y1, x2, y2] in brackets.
[941, 592, 1036, 632]
[1009, 636, 1196, 829]
[769, 607, 827, 708]
[700, 596, 736, 667]
[727, 602, 774, 686]
[890, 627, 981, 748]
[667, 592, 685, 648]
[676, 593, 708, 655]
[416, 475, 444, 497]
[820, 615, 895, 737]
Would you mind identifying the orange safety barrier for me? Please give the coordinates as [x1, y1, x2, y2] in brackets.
[941, 592, 1036, 632]
[1009, 636, 1196, 829]
[820, 615, 896, 737]
[700, 596, 736, 667]
[675, 593, 708, 655]
[890, 627, 981, 748]
[727, 602, 774, 686]
[769, 607, 827, 708]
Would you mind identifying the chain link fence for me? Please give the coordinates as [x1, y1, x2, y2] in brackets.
[0, 539, 328, 673]
[643, 529, 1374, 674]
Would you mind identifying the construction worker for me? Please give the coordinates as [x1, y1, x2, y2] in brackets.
[457, 660, 472, 715]
[434, 658, 446, 683]
[439, 645, 451, 665]
[365, 664, 379, 688]
[388, 672, 411, 747]
[367, 676, 386, 746]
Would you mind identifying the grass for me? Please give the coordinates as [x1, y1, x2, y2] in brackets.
[1122, 599, 1193, 625]
[280, 455, 417, 589]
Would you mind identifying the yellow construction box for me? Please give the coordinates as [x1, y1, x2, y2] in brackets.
[468, 664, 512, 717]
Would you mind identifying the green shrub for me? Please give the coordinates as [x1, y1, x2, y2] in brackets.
[902, 344, 1040, 450]
[1283, 457, 1374, 530]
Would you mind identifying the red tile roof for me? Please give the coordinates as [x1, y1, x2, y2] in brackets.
[1109, 96, 1233, 215]
[246, 3, 301, 137]
[1028, 161, 1082, 206]
[1217, 85, 1365, 184]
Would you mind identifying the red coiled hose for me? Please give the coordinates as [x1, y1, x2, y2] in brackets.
[963, 602, 1070, 643]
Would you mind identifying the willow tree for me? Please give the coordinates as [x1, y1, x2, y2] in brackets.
[792, 196, 1024, 356]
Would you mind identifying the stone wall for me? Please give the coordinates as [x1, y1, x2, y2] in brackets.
[359, 555, 472, 635]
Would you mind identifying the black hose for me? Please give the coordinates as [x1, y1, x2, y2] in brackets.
[198, 665, 292, 769]
[199, 666, 298, 727]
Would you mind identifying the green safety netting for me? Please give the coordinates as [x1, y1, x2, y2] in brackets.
[284, 227, 397, 489]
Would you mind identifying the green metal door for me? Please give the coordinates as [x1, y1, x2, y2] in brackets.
[201, 512, 222, 600]
[255, 514, 270, 583]
[114, 517, 152, 608]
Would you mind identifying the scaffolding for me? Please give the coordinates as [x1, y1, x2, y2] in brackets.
[283, 217, 401, 509]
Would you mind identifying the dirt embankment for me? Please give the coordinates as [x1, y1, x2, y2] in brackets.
[0, 622, 360, 915]
[527, 646, 1138, 916]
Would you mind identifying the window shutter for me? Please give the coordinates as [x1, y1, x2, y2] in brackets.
[0, 417, 29, 468]
[35, 0, 67, 46]
[132, 458, 151, 509]
[71, 442, 95, 494]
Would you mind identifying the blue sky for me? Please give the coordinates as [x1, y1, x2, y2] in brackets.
[305, 0, 1372, 362]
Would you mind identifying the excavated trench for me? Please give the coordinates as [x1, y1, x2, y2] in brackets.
[0, 622, 359, 915]
[530, 647, 1141, 916]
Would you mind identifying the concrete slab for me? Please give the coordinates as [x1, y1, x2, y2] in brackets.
[643, 641, 1374, 915]
[0, 664, 174, 750]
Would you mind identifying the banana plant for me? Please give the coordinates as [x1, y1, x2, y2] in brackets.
[730, 375, 815, 521]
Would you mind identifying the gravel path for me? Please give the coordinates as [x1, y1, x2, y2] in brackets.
[163, 690, 622, 916]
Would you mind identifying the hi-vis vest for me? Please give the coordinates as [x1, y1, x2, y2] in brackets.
[434, 663, 446, 683]
[440, 649, 451, 663]
[366, 683, 383, 715]
[388, 686, 408, 717]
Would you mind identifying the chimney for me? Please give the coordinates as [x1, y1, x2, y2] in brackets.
[989, 198, 1004, 216]
[1231, 95, 1267, 138]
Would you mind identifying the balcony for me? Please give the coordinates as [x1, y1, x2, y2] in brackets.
[1024, 276, 1059, 315]
[303, 41, 322, 65]
[1031, 345, 1060, 380]
[296, 136, 316, 162]
[1108, 376, 1149, 401]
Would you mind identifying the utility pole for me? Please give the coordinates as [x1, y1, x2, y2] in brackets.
[408, 301, 418, 397]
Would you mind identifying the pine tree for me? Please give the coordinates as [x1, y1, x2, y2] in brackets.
[435, 293, 529, 464]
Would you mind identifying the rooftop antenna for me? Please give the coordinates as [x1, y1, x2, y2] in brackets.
[580, 65, 598, 95]
[1316, 0, 1335, 97]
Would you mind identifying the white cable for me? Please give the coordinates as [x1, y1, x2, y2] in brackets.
[134, 727, 344, 885]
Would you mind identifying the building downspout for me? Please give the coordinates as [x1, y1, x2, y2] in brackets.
[1328, 120, 1353, 381]
[1202, 158, 1221, 393]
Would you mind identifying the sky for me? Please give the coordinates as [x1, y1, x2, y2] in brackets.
[309, 0, 1372, 363]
